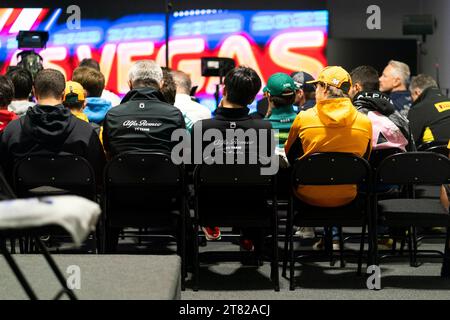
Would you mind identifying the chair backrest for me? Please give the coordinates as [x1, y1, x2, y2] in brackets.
[292, 153, 371, 187]
[376, 152, 450, 185]
[105, 152, 183, 188]
[104, 152, 185, 224]
[417, 142, 449, 157]
[13, 155, 96, 200]
[369, 148, 404, 170]
[194, 163, 276, 226]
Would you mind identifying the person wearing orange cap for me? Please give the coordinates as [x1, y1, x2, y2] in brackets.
[285, 66, 373, 249]
[285, 66, 372, 207]
[63, 81, 104, 145]
[63, 81, 88, 121]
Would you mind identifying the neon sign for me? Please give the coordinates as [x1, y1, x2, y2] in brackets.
[0, 9, 328, 110]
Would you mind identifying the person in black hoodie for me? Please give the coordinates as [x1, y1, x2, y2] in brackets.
[191, 66, 275, 252]
[349, 66, 414, 154]
[408, 74, 450, 147]
[102, 60, 185, 158]
[0, 69, 105, 182]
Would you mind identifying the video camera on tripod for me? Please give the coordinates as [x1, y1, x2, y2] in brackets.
[13, 31, 49, 80]
[201, 57, 236, 108]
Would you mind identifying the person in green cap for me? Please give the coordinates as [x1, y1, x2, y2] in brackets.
[263, 72, 299, 162]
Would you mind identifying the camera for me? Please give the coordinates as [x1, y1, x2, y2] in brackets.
[16, 31, 49, 49]
[201, 57, 236, 77]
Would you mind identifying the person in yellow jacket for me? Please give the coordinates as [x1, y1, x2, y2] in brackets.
[285, 66, 373, 208]
[63, 81, 104, 146]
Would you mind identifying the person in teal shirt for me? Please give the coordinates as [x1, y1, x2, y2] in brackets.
[263, 72, 299, 151]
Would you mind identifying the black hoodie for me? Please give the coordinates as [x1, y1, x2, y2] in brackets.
[353, 91, 415, 151]
[0, 104, 105, 181]
[103, 87, 185, 157]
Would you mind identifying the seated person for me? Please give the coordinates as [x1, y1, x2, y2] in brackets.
[285, 66, 372, 249]
[72, 66, 112, 126]
[6, 67, 35, 116]
[0, 69, 105, 183]
[63, 81, 103, 144]
[408, 74, 450, 147]
[350, 65, 414, 155]
[191, 66, 275, 250]
[0, 75, 18, 132]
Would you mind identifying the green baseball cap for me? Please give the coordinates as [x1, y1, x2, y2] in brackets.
[263, 72, 299, 96]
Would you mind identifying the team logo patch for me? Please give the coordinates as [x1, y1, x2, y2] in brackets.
[434, 101, 450, 112]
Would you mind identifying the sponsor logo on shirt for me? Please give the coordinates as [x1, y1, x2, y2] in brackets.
[434, 101, 450, 113]
[122, 120, 163, 132]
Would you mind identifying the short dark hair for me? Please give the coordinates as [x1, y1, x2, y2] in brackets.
[33, 69, 65, 99]
[0, 75, 14, 108]
[6, 67, 33, 100]
[161, 67, 176, 105]
[224, 66, 261, 106]
[270, 94, 295, 108]
[350, 65, 380, 92]
[72, 67, 105, 97]
[79, 58, 100, 71]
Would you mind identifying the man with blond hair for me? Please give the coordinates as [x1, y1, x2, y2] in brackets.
[379, 60, 412, 116]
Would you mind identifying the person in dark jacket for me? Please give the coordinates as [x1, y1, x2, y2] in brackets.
[0, 69, 105, 182]
[379, 60, 412, 116]
[102, 60, 185, 158]
[0, 75, 18, 132]
[191, 66, 275, 252]
[408, 74, 450, 147]
[349, 65, 414, 153]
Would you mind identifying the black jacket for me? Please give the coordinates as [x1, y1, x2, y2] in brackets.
[191, 106, 274, 164]
[407, 86, 450, 146]
[352, 91, 415, 151]
[0, 104, 105, 181]
[102, 87, 186, 157]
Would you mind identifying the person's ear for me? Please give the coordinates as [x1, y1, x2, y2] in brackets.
[355, 83, 362, 93]
[128, 80, 133, 90]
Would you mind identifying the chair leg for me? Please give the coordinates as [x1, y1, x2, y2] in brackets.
[282, 219, 291, 278]
[34, 238, 77, 300]
[180, 199, 187, 292]
[0, 238, 37, 300]
[338, 227, 345, 268]
[357, 224, 367, 276]
[272, 204, 280, 292]
[407, 226, 415, 267]
[412, 227, 419, 267]
[441, 227, 450, 278]
[193, 220, 200, 291]
[10, 238, 16, 254]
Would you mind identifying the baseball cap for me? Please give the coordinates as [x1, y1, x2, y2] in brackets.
[64, 81, 85, 103]
[307, 66, 352, 94]
[263, 72, 299, 96]
[291, 71, 315, 93]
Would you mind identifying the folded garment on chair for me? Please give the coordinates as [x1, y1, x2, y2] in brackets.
[0, 196, 101, 246]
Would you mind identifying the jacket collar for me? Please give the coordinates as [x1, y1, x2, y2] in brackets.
[214, 106, 251, 120]
[121, 87, 167, 104]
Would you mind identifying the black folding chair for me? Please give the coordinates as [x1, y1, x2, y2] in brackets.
[193, 163, 279, 291]
[284, 153, 374, 290]
[13, 155, 96, 200]
[0, 169, 78, 300]
[103, 152, 187, 289]
[13, 155, 98, 252]
[375, 152, 450, 278]
[417, 141, 449, 156]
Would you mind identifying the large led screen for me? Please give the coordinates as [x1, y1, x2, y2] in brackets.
[0, 8, 328, 109]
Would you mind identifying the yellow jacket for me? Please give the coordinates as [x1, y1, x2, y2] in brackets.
[285, 98, 372, 207]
